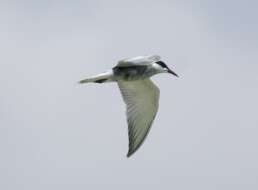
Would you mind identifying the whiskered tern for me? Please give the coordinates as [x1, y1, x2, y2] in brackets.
[79, 55, 178, 157]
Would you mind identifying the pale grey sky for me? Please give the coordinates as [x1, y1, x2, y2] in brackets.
[1, 1, 258, 190]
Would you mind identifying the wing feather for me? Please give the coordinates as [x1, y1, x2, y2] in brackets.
[117, 55, 161, 67]
[118, 79, 160, 157]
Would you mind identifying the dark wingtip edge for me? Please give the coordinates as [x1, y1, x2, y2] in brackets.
[127, 152, 132, 158]
[126, 149, 135, 158]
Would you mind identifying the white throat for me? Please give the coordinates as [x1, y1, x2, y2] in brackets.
[152, 63, 167, 73]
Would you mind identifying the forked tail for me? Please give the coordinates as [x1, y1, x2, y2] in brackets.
[79, 70, 114, 84]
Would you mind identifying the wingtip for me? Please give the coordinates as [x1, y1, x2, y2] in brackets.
[127, 152, 132, 158]
[126, 149, 136, 158]
[126, 149, 132, 158]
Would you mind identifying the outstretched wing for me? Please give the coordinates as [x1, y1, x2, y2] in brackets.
[117, 79, 160, 157]
[117, 55, 161, 67]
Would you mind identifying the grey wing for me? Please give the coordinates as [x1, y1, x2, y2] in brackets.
[117, 55, 161, 67]
[118, 79, 160, 157]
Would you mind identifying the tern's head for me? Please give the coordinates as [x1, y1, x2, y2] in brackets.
[154, 61, 178, 77]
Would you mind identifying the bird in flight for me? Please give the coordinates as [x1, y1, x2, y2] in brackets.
[79, 55, 178, 157]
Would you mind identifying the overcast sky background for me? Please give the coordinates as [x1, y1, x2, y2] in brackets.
[1, 1, 258, 189]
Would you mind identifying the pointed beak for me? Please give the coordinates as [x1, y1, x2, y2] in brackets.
[167, 68, 179, 77]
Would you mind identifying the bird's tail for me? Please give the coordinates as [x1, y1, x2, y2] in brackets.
[79, 70, 114, 84]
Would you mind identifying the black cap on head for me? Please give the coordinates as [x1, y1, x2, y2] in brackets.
[156, 61, 168, 69]
[156, 61, 179, 77]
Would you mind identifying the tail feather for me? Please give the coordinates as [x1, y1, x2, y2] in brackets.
[79, 70, 113, 84]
